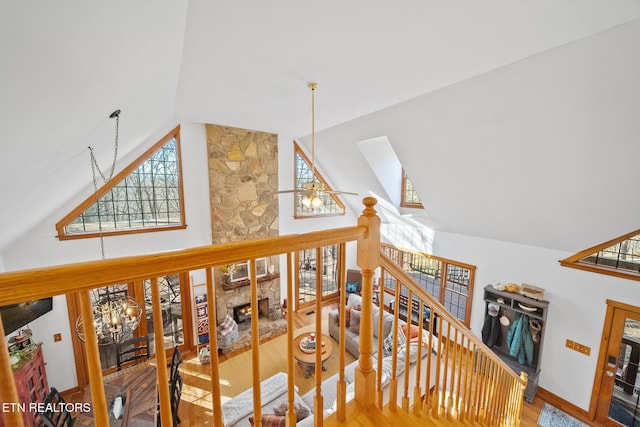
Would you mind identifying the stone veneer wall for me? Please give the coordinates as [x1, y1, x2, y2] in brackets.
[206, 124, 280, 323]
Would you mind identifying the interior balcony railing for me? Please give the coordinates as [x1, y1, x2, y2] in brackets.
[0, 197, 526, 427]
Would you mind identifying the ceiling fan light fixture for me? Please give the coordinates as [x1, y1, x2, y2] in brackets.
[311, 195, 323, 209]
[301, 194, 323, 209]
[277, 82, 357, 209]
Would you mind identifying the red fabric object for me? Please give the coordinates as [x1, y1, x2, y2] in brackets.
[249, 414, 286, 427]
[344, 305, 361, 327]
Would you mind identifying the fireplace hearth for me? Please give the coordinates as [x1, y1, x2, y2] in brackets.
[233, 298, 270, 324]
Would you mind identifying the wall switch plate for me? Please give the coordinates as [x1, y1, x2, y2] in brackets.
[566, 338, 590, 355]
[575, 342, 591, 355]
[53, 333, 62, 342]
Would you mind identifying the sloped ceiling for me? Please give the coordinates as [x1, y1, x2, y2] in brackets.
[307, 19, 640, 252]
[1, 1, 639, 254]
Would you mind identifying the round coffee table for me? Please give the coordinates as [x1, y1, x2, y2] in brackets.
[293, 332, 333, 378]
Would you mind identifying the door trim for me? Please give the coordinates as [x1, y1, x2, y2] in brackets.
[589, 299, 640, 422]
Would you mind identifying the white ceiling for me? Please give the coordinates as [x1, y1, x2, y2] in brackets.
[1, 1, 639, 254]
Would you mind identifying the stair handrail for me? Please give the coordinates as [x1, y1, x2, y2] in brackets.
[380, 252, 524, 383]
[379, 251, 527, 425]
[0, 226, 365, 305]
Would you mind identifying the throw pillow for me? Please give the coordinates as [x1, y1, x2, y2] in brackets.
[249, 414, 286, 427]
[382, 325, 407, 358]
[382, 332, 395, 357]
[345, 281, 359, 293]
[272, 401, 311, 421]
[397, 325, 407, 348]
[349, 309, 362, 333]
[400, 323, 420, 340]
[344, 305, 361, 327]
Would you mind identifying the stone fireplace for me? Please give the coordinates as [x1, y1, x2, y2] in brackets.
[205, 124, 282, 324]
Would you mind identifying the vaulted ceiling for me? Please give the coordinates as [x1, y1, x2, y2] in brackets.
[1, 1, 639, 254]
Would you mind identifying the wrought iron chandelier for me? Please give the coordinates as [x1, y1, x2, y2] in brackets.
[75, 110, 143, 345]
[75, 293, 143, 344]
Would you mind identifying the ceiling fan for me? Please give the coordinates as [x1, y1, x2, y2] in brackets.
[278, 82, 357, 209]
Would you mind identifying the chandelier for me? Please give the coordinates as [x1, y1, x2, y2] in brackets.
[75, 293, 143, 345]
[75, 109, 143, 344]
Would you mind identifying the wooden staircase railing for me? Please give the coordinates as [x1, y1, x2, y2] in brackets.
[372, 252, 527, 426]
[0, 196, 524, 427]
[0, 198, 375, 427]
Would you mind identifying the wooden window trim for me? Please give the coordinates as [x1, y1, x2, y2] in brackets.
[293, 140, 346, 219]
[380, 243, 475, 327]
[560, 229, 640, 281]
[294, 245, 341, 310]
[400, 169, 423, 209]
[56, 125, 186, 240]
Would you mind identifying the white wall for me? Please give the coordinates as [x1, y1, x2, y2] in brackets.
[434, 231, 640, 410]
[1, 122, 212, 391]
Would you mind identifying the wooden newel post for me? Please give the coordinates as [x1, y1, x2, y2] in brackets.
[355, 197, 380, 409]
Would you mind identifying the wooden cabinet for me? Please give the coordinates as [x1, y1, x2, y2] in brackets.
[483, 285, 549, 402]
[0, 343, 49, 427]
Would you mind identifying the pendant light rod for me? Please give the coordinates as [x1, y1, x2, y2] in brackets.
[308, 82, 317, 179]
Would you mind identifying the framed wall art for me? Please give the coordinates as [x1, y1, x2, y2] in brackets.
[230, 258, 267, 282]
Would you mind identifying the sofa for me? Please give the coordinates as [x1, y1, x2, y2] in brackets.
[220, 345, 436, 427]
[221, 372, 313, 426]
[328, 293, 394, 357]
[222, 290, 440, 426]
[296, 339, 437, 426]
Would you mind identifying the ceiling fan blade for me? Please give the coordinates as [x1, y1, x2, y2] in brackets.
[324, 190, 359, 196]
[277, 188, 315, 196]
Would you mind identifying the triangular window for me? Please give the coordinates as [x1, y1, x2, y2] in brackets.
[560, 229, 640, 281]
[56, 126, 186, 239]
[401, 169, 423, 208]
[294, 141, 345, 218]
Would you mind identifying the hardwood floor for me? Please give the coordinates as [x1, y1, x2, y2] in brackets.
[179, 301, 553, 426]
[72, 301, 563, 426]
[521, 395, 546, 426]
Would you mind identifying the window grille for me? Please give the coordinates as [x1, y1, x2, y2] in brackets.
[401, 169, 423, 208]
[296, 245, 340, 307]
[561, 229, 640, 280]
[381, 244, 475, 326]
[57, 126, 185, 239]
[294, 141, 345, 217]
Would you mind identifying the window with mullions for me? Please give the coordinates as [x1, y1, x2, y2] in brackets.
[294, 141, 345, 217]
[56, 126, 186, 239]
[401, 169, 423, 208]
[561, 229, 640, 280]
[296, 245, 340, 307]
[381, 244, 475, 326]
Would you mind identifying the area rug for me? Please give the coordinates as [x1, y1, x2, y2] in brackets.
[537, 403, 589, 427]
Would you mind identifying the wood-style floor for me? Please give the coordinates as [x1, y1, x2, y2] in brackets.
[169, 301, 555, 426]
